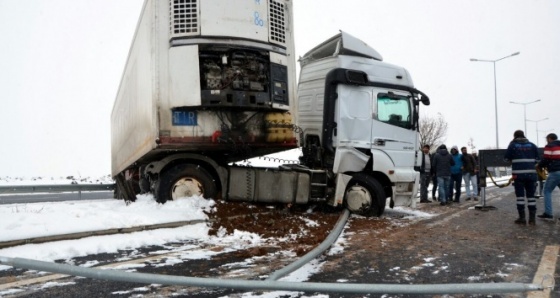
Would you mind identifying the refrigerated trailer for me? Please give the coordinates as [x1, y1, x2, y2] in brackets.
[111, 0, 430, 216]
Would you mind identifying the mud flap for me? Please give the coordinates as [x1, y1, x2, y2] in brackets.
[115, 173, 137, 204]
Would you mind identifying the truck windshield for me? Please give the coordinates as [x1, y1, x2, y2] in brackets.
[377, 93, 412, 129]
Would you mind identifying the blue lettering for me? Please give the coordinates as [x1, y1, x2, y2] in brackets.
[172, 110, 197, 126]
[254, 11, 264, 27]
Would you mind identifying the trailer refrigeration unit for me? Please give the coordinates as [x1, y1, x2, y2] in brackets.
[111, 0, 430, 216]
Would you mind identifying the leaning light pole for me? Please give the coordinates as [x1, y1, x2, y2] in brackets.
[509, 99, 540, 133]
[527, 118, 548, 146]
[470, 52, 520, 148]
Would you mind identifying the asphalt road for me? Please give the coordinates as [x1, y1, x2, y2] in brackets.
[311, 184, 560, 298]
[2, 185, 560, 297]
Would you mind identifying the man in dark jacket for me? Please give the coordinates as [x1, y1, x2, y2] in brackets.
[536, 133, 560, 220]
[432, 144, 455, 205]
[461, 147, 478, 201]
[448, 146, 463, 203]
[504, 130, 540, 225]
[419, 144, 433, 203]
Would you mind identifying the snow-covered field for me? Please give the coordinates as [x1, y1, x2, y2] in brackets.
[0, 175, 429, 298]
[0, 149, 508, 297]
[0, 188, 436, 297]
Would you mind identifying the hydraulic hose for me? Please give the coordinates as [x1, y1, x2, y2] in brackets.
[486, 169, 513, 188]
[0, 255, 543, 295]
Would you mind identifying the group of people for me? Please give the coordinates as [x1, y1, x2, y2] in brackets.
[504, 130, 560, 225]
[418, 130, 560, 226]
[419, 144, 479, 206]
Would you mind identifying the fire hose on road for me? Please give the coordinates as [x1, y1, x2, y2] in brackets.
[0, 206, 546, 295]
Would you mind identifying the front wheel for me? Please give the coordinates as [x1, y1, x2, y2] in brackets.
[344, 173, 386, 217]
[156, 164, 218, 203]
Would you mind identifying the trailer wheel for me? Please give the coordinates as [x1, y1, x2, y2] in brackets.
[156, 164, 218, 203]
[344, 173, 386, 217]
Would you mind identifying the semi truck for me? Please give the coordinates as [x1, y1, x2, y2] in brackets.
[111, 0, 430, 216]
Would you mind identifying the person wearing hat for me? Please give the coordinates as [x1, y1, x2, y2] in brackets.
[448, 145, 464, 203]
[504, 130, 540, 225]
[536, 133, 560, 220]
[432, 144, 455, 205]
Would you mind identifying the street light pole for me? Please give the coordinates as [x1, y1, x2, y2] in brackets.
[527, 118, 548, 146]
[509, 99, 541, 133]
[470, 52, 520, 148]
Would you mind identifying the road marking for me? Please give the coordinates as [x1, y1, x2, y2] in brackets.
[528, 245, 558, 298]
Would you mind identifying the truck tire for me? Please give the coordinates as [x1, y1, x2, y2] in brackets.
[344, 173, 386, 217]
[156, 164, 218, 203]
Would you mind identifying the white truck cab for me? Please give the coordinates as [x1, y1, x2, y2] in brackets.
[297, 31, 430, 215]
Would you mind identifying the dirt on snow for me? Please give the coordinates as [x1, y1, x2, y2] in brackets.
[205, 200, 397, 258]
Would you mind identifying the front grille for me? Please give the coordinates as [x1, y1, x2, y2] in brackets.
[269, 0, 286, 45]
[170, 0, 199, 37]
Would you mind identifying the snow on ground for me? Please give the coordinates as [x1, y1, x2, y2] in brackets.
[0, 152, 507, 271]
[0, 193, 214, 241]
[0, 194, 215, 268]
[0, 149, 513, 297]
[0, 193, 432, 271]
[0, 185, 361, 297]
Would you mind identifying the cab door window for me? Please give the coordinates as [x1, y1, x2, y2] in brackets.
[377, 93, 412, 129]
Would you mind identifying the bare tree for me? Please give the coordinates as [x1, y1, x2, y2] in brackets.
[419, 113, 448, 151]
[467, 137, 476, 152]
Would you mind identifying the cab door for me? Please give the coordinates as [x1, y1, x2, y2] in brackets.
[334, 85, 374, 150]
[370, 88, 418, 169]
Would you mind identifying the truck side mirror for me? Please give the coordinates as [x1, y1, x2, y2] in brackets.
[412, 90, 430, 106]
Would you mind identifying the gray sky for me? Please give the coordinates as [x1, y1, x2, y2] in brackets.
[1, 0, 559, 177]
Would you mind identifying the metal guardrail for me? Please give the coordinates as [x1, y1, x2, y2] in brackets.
[0, 184, 115, 195]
